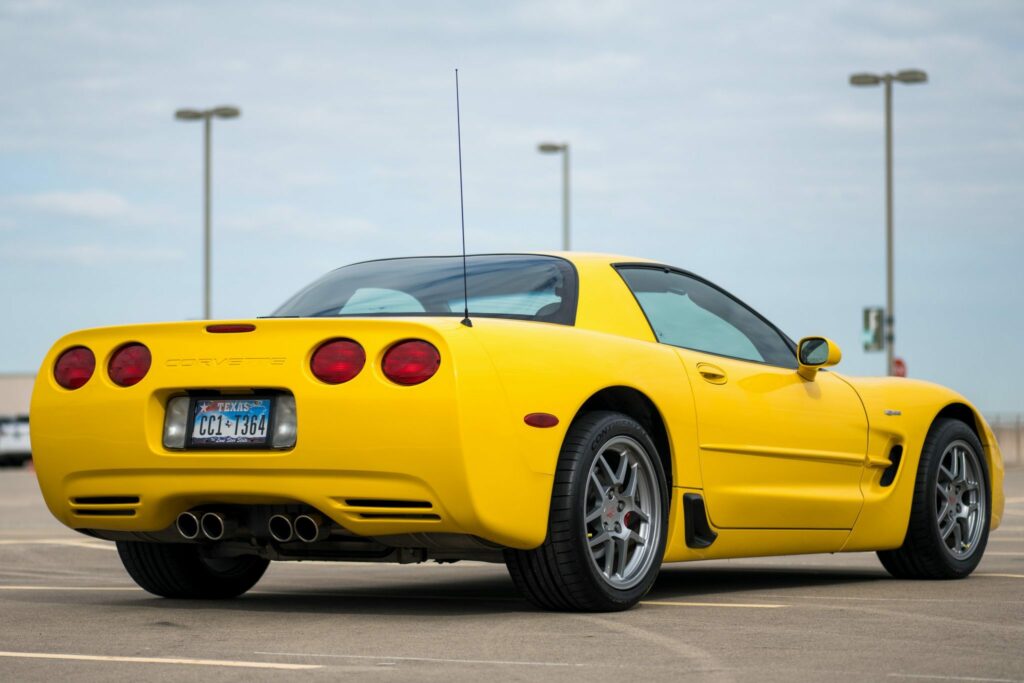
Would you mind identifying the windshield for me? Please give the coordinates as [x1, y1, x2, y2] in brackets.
[272, 255, 578, 325]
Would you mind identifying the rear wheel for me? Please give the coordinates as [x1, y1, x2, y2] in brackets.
[877, 418, 990, 579]
[116, 541, 269, 599]
[505, 411, 668, 611]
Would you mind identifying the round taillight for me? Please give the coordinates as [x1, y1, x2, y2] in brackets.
[54, 346, 96, 390]
[382, 340, 440, 386]
[311, 339, 365, 384]
[108, 343, 152, 387]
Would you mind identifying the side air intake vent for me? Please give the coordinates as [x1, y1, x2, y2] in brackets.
[880, 446, 903, 487]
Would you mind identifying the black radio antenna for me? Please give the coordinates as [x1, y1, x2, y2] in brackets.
[455, 68, 472, 327]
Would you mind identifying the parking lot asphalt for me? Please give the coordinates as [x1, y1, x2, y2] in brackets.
[0, 466, 1021, 682]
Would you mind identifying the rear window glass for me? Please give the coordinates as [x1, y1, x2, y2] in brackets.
[273, 255, 578, 325]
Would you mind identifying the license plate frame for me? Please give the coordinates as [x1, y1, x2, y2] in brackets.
[185, 396, 276, 450]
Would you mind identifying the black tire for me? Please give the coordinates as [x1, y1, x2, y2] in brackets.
[877, 418, 990, 579]
[505, 411, 669, 612]
[116, 541, 269, 599]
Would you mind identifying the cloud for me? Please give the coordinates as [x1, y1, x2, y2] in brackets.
[6, 191, 131, 220]
[8, 244, 184, 266]
[221, 205, 378, 243]
[817, 106, 881, 132]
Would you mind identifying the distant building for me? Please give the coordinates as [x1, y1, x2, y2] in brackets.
[0, 374, 34, 465]
[0, 374, 33, 417]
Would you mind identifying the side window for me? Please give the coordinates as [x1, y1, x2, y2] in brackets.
[618, 267, 796, 368]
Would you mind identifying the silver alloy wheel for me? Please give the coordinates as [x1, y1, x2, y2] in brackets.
[935, 439, 986, 560]
[584, 435, 662, 590]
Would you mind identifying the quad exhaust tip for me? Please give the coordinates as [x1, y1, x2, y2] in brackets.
[175, 511, 200, 540]
[294, 514, 326, 543]
[200, 512, 227, 541]
[268, 514, 294, 543]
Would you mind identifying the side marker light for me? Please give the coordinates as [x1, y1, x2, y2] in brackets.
[524, 413, 559, 428]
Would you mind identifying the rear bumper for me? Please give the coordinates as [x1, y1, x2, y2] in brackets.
[30, 319, 562, 550]
[34, 413, 554, 549]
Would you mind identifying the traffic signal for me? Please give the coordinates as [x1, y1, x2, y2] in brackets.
[863, 307, 884, 352]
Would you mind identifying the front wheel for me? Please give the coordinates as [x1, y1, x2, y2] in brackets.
[117, 541, 269, 599]
[505, 411, 669, 611]
[877, 418, 990, 579]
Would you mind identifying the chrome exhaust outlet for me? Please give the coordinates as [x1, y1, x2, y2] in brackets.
[268, 514, 294, 542]
[175, 511, 200, 540]
[294, 514, 329, 543]
[200, 512, 230, 541]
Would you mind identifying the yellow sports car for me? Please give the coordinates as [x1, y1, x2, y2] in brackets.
[31, 253, 1004, 611]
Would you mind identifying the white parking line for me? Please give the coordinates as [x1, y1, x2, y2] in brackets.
[888, 673, 1020, 682]
[0, 651, 320, 670]
[255, 651, 581, 667]
[0, 585, 138, 591]
[981, 551, 1024, 556]
[978, 573, 1024, 579]
[0, 539, 115, 551]
[642, 600, 786, 608]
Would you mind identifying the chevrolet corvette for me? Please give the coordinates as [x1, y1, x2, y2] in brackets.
[31, 253, 1004, 611]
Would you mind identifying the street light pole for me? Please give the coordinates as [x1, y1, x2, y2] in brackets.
[175, 105, 241, 320]
[884, 76, 894, 378]
[538, 142, 571, 250]
[203, 115, 212, 321]
[849, 70, 927, 376]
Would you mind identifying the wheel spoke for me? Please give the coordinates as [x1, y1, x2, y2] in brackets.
[956, 449, 968, 485]
[589, 471, 607, 499]
[595, 454, 616, 488]
[623, 463, 640, 498]
[941, 519, 956, 541]
[603, 537, 616, 576]
[585, 506, 603, 524]
[589, 531, 610, 548]
[613, 451, 631, 486]
[614, 537, 629, 577]
[629, 530, 646, 547]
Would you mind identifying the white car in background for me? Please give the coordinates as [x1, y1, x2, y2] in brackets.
[0, 416, 31, 467]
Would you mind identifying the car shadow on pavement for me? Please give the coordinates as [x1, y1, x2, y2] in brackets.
[124, 573, 532, 617]
[120, 565, 892, 616]
[650, 565, 889, 601]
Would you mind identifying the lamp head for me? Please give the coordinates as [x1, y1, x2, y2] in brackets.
[211, 106, 241, 119]
[174, 109, 204, 121]
[895, 69, 928, 84]
[537, 142, 566, 153]
[849, 73, 882, 87]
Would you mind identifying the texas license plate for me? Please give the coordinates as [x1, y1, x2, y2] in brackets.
[189, 398, 272, 448]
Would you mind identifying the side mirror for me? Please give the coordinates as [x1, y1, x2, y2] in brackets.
[797, 336, 842, 381]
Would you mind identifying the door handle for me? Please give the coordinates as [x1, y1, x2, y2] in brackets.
[696, 362, 727, 385]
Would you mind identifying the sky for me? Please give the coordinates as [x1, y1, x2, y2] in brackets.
[1, 1, 1022, 414]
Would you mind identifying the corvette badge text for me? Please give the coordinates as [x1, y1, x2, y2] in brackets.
[165, 357, 287, 368]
